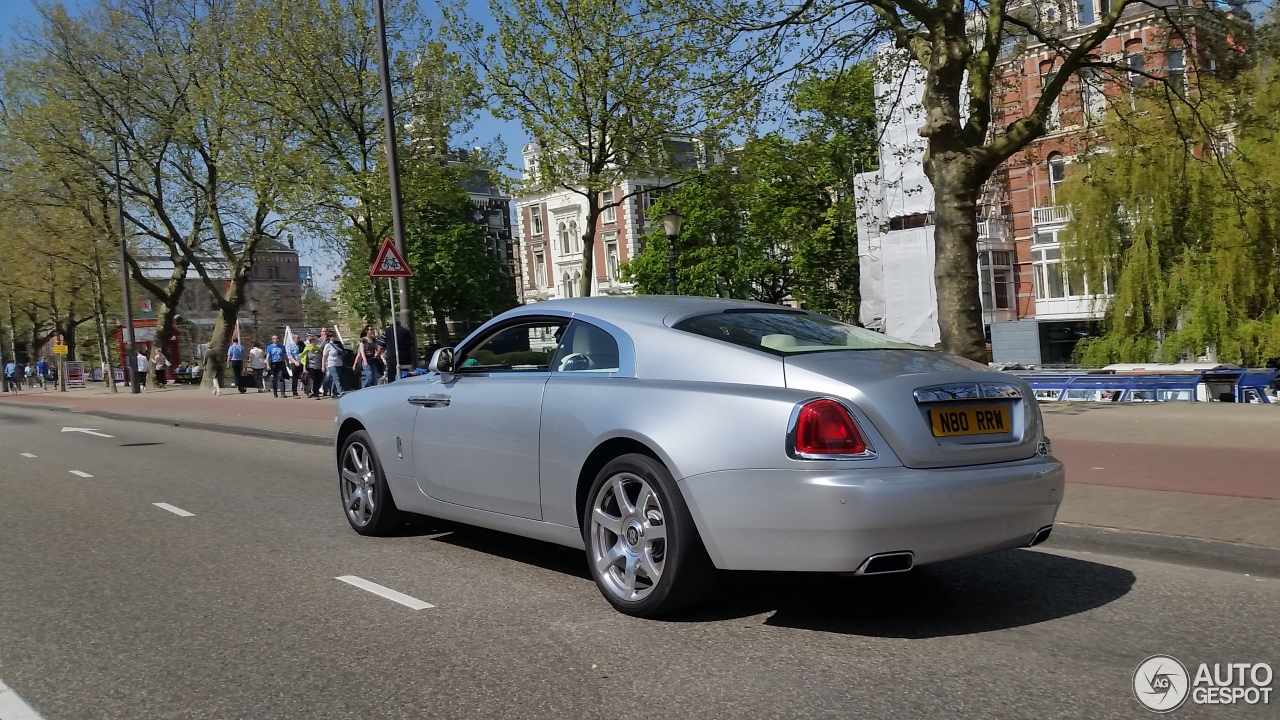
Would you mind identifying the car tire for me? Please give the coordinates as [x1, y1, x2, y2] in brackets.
[339, 429, 405, 536]
[584, 453, 715, 617]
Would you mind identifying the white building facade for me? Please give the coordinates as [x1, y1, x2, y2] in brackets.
[514, 143, 679, 303]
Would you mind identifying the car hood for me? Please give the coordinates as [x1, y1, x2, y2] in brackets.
[782, 350, 1042, 469]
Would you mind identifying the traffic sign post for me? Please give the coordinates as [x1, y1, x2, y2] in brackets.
[369, 238, 413, 381]
[52, 344, 68, 355]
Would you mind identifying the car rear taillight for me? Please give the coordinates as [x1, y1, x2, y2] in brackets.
[793, 399, 867, 456]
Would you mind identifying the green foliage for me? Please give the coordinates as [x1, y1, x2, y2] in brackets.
[338, 155, 513, 341]
[623, 134, 859, 320]
[1063, 69, 1280, 366]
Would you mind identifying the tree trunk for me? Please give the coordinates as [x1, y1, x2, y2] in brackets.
[927, 156, 988, 362]
[433, 307, 451, 347]
[91, 275, 117, 392]
[2, 296, 16, 362]
[150, 301, 181, 389]
[578, 201, 600, 297]
[200, 273, 250, 390]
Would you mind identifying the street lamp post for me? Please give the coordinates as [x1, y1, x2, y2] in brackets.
[115, 139, 140, 394]
[662, 209, 683, 296]
[373, 0, 414, 355]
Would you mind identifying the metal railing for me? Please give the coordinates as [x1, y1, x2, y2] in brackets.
[1031, 206, 1072, 226]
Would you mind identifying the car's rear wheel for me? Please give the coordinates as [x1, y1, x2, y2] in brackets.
[339, 430, 405, 536]
[584, 453, 715, 617]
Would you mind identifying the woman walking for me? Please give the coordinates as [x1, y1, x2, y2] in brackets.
[356, 326, 382, 389]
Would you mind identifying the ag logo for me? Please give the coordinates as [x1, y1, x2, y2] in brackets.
[1135, 655, 1190, 713]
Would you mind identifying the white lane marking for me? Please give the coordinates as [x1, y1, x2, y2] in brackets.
[335, 575, 434, 610]
[60, 427, 114, 438]
[20, 453, 36, 458]
[0, 677, 45, 720]
[153, 503, 194, 517]
[69, 471, 93, 478]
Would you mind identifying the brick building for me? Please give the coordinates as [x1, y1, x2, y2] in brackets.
[513, 140, 699, 303]
[855, 1, 1222, 362]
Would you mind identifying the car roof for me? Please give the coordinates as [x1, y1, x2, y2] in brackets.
[509, 296, 801, 328]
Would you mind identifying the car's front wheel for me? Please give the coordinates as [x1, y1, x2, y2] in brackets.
[339, 430, 405, 536]
[584, 453, 715, 617]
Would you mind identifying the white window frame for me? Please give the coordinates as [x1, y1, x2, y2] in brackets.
[534, 252, 546, 288]
[601, 191, 616, 224]
[530, 205, 543, 236]
[1167, 49, 1185, 96]
[1080, 67, 1107, 122]
[558, 222, 571, 256]
[605, 239, 619, 281]
[1048, 156, 1067, 203]
[978, 250, 1015, 311]
[568, 220, 580, 253]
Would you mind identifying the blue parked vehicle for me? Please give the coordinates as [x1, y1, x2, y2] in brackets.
[1013, 364, 1278, 404]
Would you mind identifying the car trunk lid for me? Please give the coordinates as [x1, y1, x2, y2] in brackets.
[783, 350, 1041, 469]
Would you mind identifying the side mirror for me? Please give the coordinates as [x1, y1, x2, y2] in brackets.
[429, 347, 454, 376]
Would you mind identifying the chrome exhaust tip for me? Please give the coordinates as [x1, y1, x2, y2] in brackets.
[1028, 525, 1054, 547]
[855, 551, 915, 576]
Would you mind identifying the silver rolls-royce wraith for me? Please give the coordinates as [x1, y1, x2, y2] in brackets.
[334, 296, 1064, 617]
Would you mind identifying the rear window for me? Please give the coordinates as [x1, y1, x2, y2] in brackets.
[673, 311, 924, 355]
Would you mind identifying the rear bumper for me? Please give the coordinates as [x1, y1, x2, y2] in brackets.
[678, 458, 1064, 572]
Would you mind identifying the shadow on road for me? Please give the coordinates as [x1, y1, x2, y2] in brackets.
[685, 549, 1135, 638]
[409, 519, 1134, 636]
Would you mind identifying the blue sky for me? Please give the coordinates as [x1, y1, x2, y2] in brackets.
[0, 0, 527, 291]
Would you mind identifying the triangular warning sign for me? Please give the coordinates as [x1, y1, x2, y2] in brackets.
[368, 238, 413, 278]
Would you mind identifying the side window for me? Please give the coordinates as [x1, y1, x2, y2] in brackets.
[457, 320, 568, 373]
[552, 320, 621, 373]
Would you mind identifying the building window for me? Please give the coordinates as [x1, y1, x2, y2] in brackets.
[1080, 67, 1106, 121]
[562, 272, 572, 298]
[530, 205, 543, 236]
[605, 240, 619, 281]
[568, 220, 579, 253]
[979, 250, 1014, 311]
[1040, 69, 1060, 132]
[1127, 52, 1146, 87]
[1167, 49, 1185, 96]
[1033, 247, 1067, 299]
[559, 222, 571, 256]
[601, 191, 616, 224]
[534, 252, 546, 288]
[1048, 154, 1066, 203]
[1077, 0, 1094, 26]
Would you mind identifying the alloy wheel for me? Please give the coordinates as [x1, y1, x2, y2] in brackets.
[341, 441, 377, 527]
[590, 471, 667, 602]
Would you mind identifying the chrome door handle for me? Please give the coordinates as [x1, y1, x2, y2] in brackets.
[408, 394, 451, 408]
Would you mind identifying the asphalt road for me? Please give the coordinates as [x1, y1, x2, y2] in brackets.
[1, 406, 1277, 719]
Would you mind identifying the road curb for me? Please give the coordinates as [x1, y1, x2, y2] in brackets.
[1044, 523, 1280, 579]
[1, 401, 332, 447]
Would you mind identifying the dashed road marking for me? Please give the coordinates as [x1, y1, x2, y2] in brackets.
[153, 503, 194, 517]
[69, 471, 93, 478]
[20, 453, 35, 458]
[0, 677, 45, 720]
[335, 575, 434, 610]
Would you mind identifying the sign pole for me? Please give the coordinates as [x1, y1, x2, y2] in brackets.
[388, 277, 400, 383]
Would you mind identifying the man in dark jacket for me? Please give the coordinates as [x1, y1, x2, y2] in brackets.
[378, 321, 414, 382]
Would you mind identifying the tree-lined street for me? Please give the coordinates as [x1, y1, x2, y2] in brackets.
[0, 404, 1276, 719]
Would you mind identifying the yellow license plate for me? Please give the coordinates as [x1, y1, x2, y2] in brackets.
[929, 406, 1010, 437]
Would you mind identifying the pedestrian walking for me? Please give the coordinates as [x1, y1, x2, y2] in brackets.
[36, 357, 49, 390]
[356, 325, 381, 389]
[321, 328, 345, 399]
[151, 348, 169, 388]
[287, 335, 304, 398]
[249, 343, 267, 392]
[23, 363, 35, 388]
[227, 338, 247, 394]
[3, 358, 17, 394]
[377, 320, 413, 383]
[265, 334, 287, 398]
[136, 350, 150, 390]
[301, 335, 324, 398]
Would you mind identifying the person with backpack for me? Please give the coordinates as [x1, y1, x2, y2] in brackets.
[321, 328, 345, 399]
[301, 335, 324, 398]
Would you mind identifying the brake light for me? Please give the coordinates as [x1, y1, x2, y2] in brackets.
[793, 399, 867, 456]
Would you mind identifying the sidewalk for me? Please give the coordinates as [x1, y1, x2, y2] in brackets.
[3, 385, 1278, 554]
[0, 382, 336, 440]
